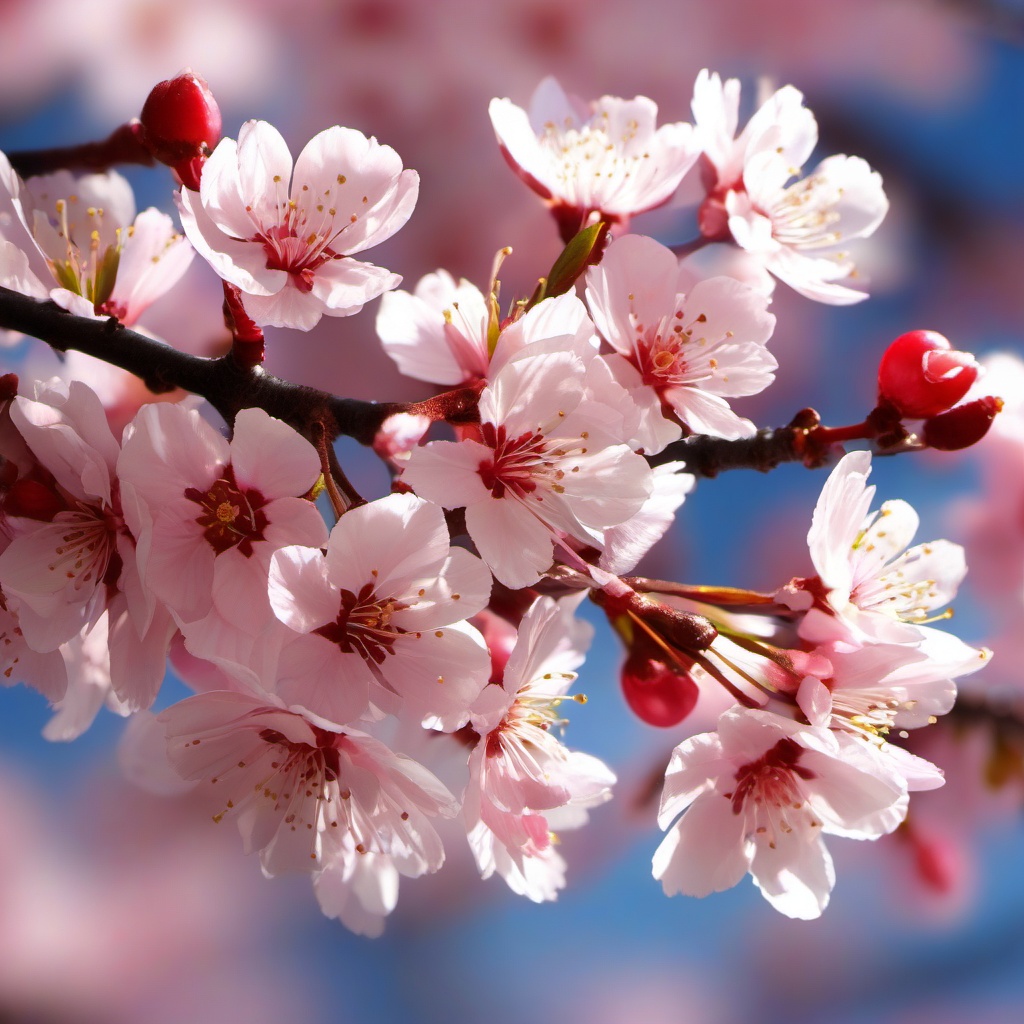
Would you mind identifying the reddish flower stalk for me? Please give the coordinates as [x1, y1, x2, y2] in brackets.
[222, 283, 266, 370]
[5, 122, 156, 179]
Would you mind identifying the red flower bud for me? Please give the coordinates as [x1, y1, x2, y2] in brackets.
[621, 652, 699, 728]
[877, 330, 979, 419]
[140, 71, 222, 169]
[923, 395, 1003, 451]
[911, 830, 960, 895]
[697, 192, 731, 241]
[2, 477, 65, 521]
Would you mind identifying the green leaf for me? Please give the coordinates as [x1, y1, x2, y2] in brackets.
[543, 220, 608, 300]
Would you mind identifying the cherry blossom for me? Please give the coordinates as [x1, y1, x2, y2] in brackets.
[654, 706, 907, 919]
[779, 450, 970, 646]
[489, 77, 699, 236]
[586, 233, 777, 446]
[403, 345, 653, 589]
[792, 637, 981, 795]
[376, 270, 595, 386]
[178, 119, 418, 330]
[12, 168, 194, 322]
[118, 401, 327, 633]
[376, 269, 491, 386]
[0, 54, 1007, 947]
[268, 492, 492, 729]
[0, 379, 175, 711]
[800, 634, 984, 733]
[691, 69, 888, 304]
[464, 596, 614, 901]
[160, 689, 457, 879]
[692, 69, 816, 202]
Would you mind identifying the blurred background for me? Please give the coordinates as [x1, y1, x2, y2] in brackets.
[1, 0, 1024, 1021]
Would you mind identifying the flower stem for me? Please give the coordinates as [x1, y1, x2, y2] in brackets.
[6, 122, 156, 177]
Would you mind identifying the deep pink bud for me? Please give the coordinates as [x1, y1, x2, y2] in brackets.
[923, 395, 1003, 451]
[140, 71, 222, 168]
[621, 652, 699, 728]
[877, 330, 980, 419]
[697, 192, 731, 241]
[911, 830, 960, 895]
[2, 477, 66, 521]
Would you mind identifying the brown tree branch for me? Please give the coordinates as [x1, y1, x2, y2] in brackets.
[0, 285, 892, 477]
[0, 285, 403, 444]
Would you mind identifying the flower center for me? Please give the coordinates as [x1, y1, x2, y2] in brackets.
[769, 174, 843, 250]
[631, 306, 714, 389]
[251, 174, 354, 291]
[184, 466, 268, 556]
[725, 737, 818, 847]
[208, 723, 347, 860]
[487, 676, 585, 758]
[537, 109, 645, 207]
[259, 726, 342, 783]
[477, 423, 547, 499]
[477, 421, 587, 501]
[313, 581, 410, 665]
[41, 198, 127, 308]
[46, 504, 121, 593]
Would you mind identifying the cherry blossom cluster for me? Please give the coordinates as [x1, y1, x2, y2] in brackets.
[0, 68, 1001, 931]
[629, 450, 988, 917]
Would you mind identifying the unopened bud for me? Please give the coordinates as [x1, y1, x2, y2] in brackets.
[631, 595, 718, 653]
[140, 71, 222, 170]
[543, 220, 609, 300]
[913, 831, 960, 896]
[697, 193, 730, 241]
[2, 477, 65, 521]
[877, 330, 979, 419]
[923, 395, 1002, 451]
[595, 587, 718, 657]
[372, 412, 431, 469]
[621, 651, 699, 728]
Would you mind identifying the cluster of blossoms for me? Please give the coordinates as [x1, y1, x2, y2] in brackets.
[0, 68, 1000, 931]
[642, 450, 989, 917]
